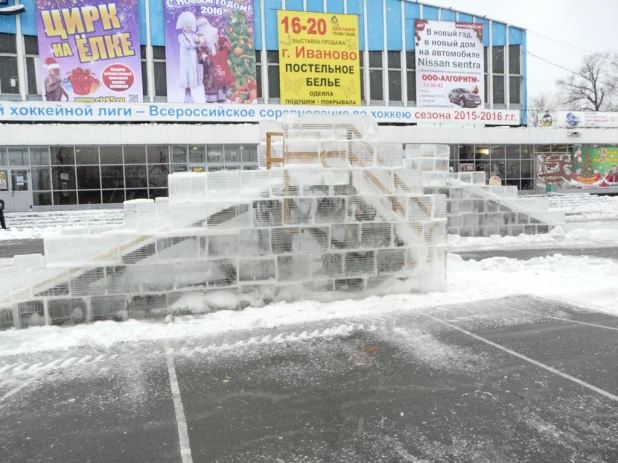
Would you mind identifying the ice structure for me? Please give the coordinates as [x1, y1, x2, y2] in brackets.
[410, 144, 565, 237]
[0, 115, 448, 329]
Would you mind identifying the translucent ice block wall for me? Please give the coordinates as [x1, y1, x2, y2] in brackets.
[0, 116, 448, 329]
[408, 144, 565, 237]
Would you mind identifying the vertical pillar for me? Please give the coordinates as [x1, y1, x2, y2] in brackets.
[505, 24, 510, 110]
[15, 0, 27, 101]
[362, 0, 369, 104]
[260, 0, 268, 103]
[400, 0, 407, 105]
[145, 0, 155, 102]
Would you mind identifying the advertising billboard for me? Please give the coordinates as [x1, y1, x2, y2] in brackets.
[538, 111, 618, 129]
[277, 10, 360, 106]
[163, 0, 257, 104]
[571, 145, 618, 187]
[415, 20, 484, 108]
[36, 0, 143, 103]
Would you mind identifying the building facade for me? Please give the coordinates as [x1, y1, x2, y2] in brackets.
[0, 0, 527, 109]
[0, 0, 606, 212]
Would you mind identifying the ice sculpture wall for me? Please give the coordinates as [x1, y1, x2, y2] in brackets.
[409, 144, 566, 237]
[0, 115, 448, 329]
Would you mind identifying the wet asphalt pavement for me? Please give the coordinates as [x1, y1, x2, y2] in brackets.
[456, 246, 618, 262]
[0, 239, 44, 258]
[1, 296, 617, 462]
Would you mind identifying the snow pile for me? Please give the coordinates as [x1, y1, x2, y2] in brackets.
[0, 252, 615, 357]
[448, 224, 618, 251]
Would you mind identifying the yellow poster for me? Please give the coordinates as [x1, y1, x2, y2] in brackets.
[0, 171, 7, 191]
[277, 10, 360, 106]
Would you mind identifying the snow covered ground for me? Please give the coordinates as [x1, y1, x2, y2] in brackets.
[0, 251, 615, 358]
[0, 209, 123, 241]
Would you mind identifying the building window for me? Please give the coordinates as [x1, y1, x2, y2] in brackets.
[508, 45, 522, 105]
[255, 51, 263, 100]
[101, 165, 124, 189]
[32, 167, 51, 190]
[141, 46, 148, 98]
[30, 147, 51, 166]
[406, 51, 415, 103]
[12, 143, 260, 208]
[188, 145, 206, 164]
[368, 51, 383, 102]
[484, 48, 488, 104]
[100, 146, 123, 164]
[267, 51, 279, 100]
[509, 45, 521, 74]
[387, 51, 402, 103]
[153, 46, 167, 98]
[147, 145, 169, 164]
[0, 33, 19, 96]
[76, 166, 101, 190]
[489, 145, 506, 179]
[492, 46, 505, 105]
[125, 165, 148, 188]
[8, 147, 29, 166]
[123, 146, 146, 164]
[359, 53, 364, 103]
[75, 146, 99, 165]
[24, 36, 40, 97]
[493, 75, 505, 105]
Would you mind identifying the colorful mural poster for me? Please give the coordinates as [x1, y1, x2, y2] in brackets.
[36, 0, 143, 103]
[163, 0, 257, 104]
[571, 145, 618, 187]
[277, 10, 360, 105]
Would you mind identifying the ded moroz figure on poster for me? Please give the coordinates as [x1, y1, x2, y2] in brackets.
[197, 17, 236, 103]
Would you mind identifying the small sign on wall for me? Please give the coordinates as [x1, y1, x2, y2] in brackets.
[0, 171, 8, 190]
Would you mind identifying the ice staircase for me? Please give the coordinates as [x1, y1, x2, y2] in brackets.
[411, 144, 566, 237]
[0, 115, 448, 330]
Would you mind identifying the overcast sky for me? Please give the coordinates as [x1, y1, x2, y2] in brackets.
[422, 0, 618, 100]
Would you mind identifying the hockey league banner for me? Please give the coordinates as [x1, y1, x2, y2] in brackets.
[0, 101, 521, 125]
[163, 0, 257, 104]
[415, 20, 484, 109]
[35, 0, 143, 103]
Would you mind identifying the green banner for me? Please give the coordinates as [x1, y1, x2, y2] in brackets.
[571, 145, 618, 186]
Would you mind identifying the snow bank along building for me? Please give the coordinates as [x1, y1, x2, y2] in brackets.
[0, 0, 615, 212]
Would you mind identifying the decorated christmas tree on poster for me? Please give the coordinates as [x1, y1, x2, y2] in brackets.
[571, 144, 603, 186]
[226, 11, 257, 103]
[581, 153, 594, 178]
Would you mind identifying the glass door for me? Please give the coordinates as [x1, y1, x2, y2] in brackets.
[9, 169, 33, 211]
[0, 169, 9, 213]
